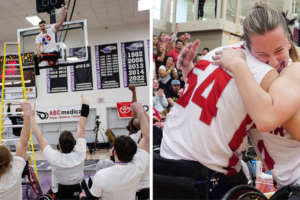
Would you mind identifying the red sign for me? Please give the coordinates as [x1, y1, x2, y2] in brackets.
[116, 102, 132, 118]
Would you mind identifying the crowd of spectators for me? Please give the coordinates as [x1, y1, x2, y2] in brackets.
[153, 29, 210, 119]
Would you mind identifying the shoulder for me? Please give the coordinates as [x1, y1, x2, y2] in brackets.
[159, 65, 166, 70]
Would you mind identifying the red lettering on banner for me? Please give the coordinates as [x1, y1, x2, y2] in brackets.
[257, 140, 275, 170]
[57, 110, 61, 115]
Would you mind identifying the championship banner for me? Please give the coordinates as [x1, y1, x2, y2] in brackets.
[46, 67, 68, 93]
[116, 100, 150, 119]
[69, 47, 93, 92]
[121, 40, 147, 87]
[0, 53, 35, 89]
[35, 104, 81, 123]
[70, 63, 93, 92]
[95, 44, 120, 89]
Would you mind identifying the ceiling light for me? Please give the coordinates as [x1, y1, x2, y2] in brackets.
[138, 0, 150, 11]
[26, 15, 42, 26]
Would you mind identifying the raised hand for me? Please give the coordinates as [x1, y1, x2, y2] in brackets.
[20, 102, 31, 118]
[157, 89, 164, 97]
[177, 39, 200, 70]
[131, 102, 144, 115]
[212, 47, 247, 73]
[128, 85, 136, 91]
[30, 103, 36, 119]
[81, 94, 89, 105]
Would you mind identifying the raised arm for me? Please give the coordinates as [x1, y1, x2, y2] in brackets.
[177, 39, 200, 80]
[128, 85, 137, 118]
[212, 48, 300, 132]
[131, 102, 149, 154]
[76, 94, 90, 139]
[54, 6, 67, 31]
[30, 103, 49, 151]
[15, 102, 31, 159]
[36, 43, 41, 55]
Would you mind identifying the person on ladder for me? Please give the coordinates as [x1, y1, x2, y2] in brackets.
[33, 6, 67, 76]
[0, 101, 32, 200]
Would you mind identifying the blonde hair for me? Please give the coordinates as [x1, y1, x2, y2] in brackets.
[243, 1, 299, 62]
[167, 41, 175, 53]
[0, 145, 12, 179]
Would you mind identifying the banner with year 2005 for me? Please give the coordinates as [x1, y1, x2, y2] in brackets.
[121, 40, 147, 87]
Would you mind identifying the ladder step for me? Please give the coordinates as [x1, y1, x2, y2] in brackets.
[2, 138, 20, 142]
[4, 68, 20, 71]
[3, 87, 24, 90]
[5, 42, 19, 45]
[3, 112, 23, 115]
[3, 75, 22, 78]
[5, 53, 19, 56]
[3, 114, 23, 117]
[5, 64, 21, 66]
[2, 99, 25, 102]
[2, 125, 23, 128]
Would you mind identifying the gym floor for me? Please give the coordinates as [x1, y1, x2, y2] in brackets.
[22, 149, 110, 200]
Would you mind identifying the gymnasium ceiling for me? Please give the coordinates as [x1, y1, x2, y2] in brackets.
[0, 0, 149, 42]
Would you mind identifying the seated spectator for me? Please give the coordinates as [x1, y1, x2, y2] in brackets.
[158, 56, 178, 91]
[167, 39, 184, 66]
[30, 95, 89, 198]
[154, 43, 166, 77]
[153, 35, 158, 55]
[167, 41, 176, 53]
[166, 80, 180, 111]
[80, 102, 150, 200]
[202, 47, 209, 56]
[0, 101, 31, 200]
[153, 79, 168, 114]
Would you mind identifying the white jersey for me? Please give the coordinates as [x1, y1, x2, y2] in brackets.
[160, 41, 274, 176]
[249, 64, 300, 189]
[36, 26, 57, 53]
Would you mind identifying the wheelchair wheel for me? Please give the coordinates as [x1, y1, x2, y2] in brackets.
[37, 194, 55, 200]
[221, 184, 268, 200]
[27, 164, 43, 196]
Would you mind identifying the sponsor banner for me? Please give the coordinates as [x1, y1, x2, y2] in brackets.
[3, 87, 37, 99]
[35, 104, 81, 123]
[46, 66, 68, 93]
[0, 52, 35, 89]
[70, 63, 93, 92]
[116, 100, 150, 119]
[116, 102, 132, 118]
[95, 43, 120, 89]
[121, 41, 147, 87]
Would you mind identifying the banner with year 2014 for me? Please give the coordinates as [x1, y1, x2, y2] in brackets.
[121, 40, 147, 87]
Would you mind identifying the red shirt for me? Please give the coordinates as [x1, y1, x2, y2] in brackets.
[167, 49, 180, 66]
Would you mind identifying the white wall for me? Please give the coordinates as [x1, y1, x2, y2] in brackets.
[8, 22, 150, 141]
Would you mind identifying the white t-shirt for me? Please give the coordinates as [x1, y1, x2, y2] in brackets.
[0, 156, 25, 200]
[158, 65, 177, 84]
[90, 149, 149, 200]
[129, 132, 150, 191]
[36, 26, 57, 53]
[160, 41, 274, 175]
[43, 138, 86, 193]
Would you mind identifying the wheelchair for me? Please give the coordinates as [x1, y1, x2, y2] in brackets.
[22, 162, 43, 198]
[37, 182, 83, 200]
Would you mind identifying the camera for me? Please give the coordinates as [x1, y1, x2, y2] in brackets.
[95, 115, 100, 119]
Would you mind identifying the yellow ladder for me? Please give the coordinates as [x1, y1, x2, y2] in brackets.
[0, 42, 38, 179]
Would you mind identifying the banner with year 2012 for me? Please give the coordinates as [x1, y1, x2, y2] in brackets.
[121, 40, 147, 87]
